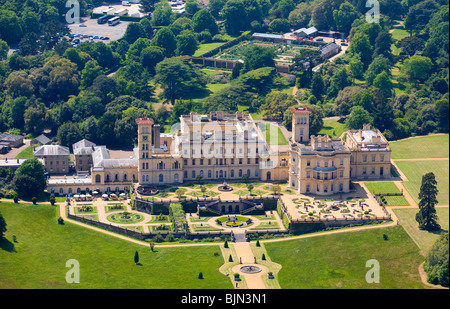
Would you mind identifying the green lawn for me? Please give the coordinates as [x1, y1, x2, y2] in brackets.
[0, 201, 232, 289]
[393, 207, 449, 255]
[14, 146, 34, 159]
[318, 118, 346, 138]
[364, 182, 401, 194]
[193, 42, 227, 57]
[391, 27, 409, 40]
[264, 226, 426, 289]
[396, 160, 449, 205]
[206, 83, 229, 94]
[390, 135, 449, 159]
[259, 123, 288, 145]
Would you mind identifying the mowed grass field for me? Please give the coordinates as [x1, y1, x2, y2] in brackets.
[393, 207, 449, 255]
[259, 123, 288, 145]
[318, 118, 346, 138]
[0, 202, 232, 289]
[364, 182, 410, 206]
[390, 134, 449, 159]
[396, 160, 449, 205]
[264, 226, 426, 289]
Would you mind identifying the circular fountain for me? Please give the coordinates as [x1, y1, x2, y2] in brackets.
[240, 265, 262, 274]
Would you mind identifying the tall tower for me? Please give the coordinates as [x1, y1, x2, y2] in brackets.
[291, 107, 311, 143]
[136, 118, 154, 185]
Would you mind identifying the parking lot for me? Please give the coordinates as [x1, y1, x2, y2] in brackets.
[93, 3, 144, 17]
[67, 18, 130, 44]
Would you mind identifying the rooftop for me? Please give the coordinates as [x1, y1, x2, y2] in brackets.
[135, 118, 154, 125]
[33, 145, 70, 156]
[290, 106, 311, 114]
[0, 132, 23, 142]
[253, 32, 283, 39]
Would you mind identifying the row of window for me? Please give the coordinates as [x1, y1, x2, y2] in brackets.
[95, 174, 135, 183]
[362, 166, 384, 175]
[182, 146, 261, 156]
[184, 158, 259, 166]
[50, 187, 128, 195]
[140, 169, 260, 184]
[290, 180, 344, 193]
[362, 154, 385, 163]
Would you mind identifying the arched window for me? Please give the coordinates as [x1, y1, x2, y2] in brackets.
[106, 174, 110, 182]
[115, 174, 119, 181]
[208, 170, 212, 178]
[159, 174, 163, 184]
[239, 169, 243, 177]
[247, 169, 251, 177]
[123, 174, 127, 181]
[95, 174, 101, 183]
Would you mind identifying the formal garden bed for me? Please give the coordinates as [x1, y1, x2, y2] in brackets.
[107, 211, 145, 224]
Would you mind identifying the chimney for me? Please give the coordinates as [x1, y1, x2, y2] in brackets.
[154, 124, 160, 149]
[358, 129, 362, 141]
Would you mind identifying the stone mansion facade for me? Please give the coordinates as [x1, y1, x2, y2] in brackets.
[43, 109, 391, 196]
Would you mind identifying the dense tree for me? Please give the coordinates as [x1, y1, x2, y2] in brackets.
[203, 85, 253, 113]
[24, 105, 53, 136]
[191, 9, 219, 35]
[424, 233, 449, 287]
[242, 45, 275, 73]
[80, 60, 103, 90]
[57, 122, 82, 149]
[123, 22, 145, 45]
[288, 2, 312, 28]
[222, 0, 248, 35]
[208, 0, 227, 18]
[185, 0, 200, 16]
[0, 9, 23, 44]
[176, 30, 199, 56]
[260, 91, 297, 118]
[151, 27, 177, 57]
[348, 32, 373, 69]
[333, 1, 359, 34]
[416, 172, 441, 231]
[344, 106, 373, 130]
[238, 67, 276, 96]
[140, 45, 165, 74]
[402, 55, 434, 82]
[155, 57, 207, 104]
[12, 158, 46, 198]
[269, 18, 290, 33]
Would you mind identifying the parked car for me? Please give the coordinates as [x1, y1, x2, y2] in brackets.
[341, 43, 348, 46]
[79, 24, 87, 27]
[316, 38, 323, 41]
[93, 35, 99, 39]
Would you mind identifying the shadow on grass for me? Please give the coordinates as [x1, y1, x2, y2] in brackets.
[0, 237, 16, 253]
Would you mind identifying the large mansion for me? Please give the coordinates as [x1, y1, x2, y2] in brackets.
[41, 109, 391, 196]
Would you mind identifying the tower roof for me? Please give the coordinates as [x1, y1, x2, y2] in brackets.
[135, 118, 154, 125]
[290, 107, 311, 114]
